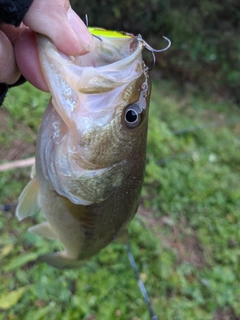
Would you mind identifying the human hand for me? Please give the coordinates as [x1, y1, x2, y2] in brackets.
[0, 27, 21, 85]
[0, 0, 94, 91]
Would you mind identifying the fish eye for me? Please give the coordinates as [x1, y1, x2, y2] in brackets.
[124, 104, 142, 128]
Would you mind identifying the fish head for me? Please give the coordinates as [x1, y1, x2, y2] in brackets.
[37, 29, 151, 205]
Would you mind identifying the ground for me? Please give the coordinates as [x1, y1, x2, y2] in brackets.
[0, 80, 240, 319]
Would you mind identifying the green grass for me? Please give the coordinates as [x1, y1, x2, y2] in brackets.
[0, 81, 240, 319]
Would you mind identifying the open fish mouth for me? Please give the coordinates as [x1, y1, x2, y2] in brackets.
[37, 28, 145, 96]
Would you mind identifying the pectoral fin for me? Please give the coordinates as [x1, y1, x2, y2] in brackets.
[29, 222, 57, 239]
[16, 177, 40, 221]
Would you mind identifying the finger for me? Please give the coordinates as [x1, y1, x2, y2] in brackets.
[0, 30, 21, 84]
[0, 24, 21, 45]
[23, 0, 94, 56]
[1, 24, 48, 90]
[14, 29, 48, 91]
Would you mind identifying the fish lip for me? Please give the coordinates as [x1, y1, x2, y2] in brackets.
[37, 33, 144, 73]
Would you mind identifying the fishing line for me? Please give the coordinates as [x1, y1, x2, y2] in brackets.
[126, 243, 159, 320]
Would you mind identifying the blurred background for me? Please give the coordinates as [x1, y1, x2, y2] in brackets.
[73, 0, 240, 102]
[0, 1, 240, 319]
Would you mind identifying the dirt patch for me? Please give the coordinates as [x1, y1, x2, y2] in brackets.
[0, 109, 36, 161]
[138, 206, 207, 268]
[1, 139, 35, 161]
[214, 308, 240, 320]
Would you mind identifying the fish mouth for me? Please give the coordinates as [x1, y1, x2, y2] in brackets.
[37, 31, 145, 95]
[71, 29, 141, 67]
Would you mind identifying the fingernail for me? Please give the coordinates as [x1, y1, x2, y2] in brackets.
[67, 8, 95, 52]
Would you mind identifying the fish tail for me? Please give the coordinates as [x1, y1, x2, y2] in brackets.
[38, 251, 86, 269]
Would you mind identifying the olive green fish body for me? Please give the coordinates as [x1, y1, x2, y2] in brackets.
[16, 29, 151, 268]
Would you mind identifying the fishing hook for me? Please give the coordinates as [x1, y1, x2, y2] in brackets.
[136, 35, 171, 71]
[126, 243, 159, 320]
[84, 14, 102, 42]
[84, 15, 170, 65]
[85, 14, 89, 27]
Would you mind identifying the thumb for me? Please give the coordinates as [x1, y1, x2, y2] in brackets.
[23, 0, 94, 56]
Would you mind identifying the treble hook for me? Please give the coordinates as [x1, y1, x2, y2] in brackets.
[137, 35, 171, 71]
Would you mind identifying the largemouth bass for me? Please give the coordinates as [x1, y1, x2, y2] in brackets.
[16, 28, 151, 268]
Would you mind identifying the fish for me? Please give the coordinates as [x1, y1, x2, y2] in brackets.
[16, 28, 151, 268]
